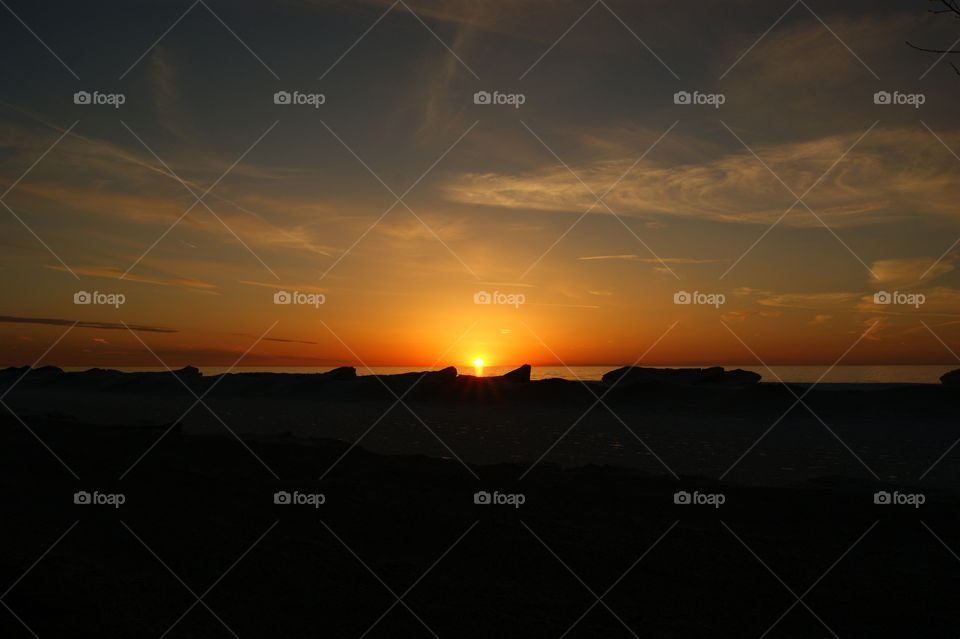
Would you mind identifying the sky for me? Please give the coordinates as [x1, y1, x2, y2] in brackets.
[2, 0, 960, 368]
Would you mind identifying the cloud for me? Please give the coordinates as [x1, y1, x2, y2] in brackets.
[733, 286, 772, 297]
[442, 127, 960, 228]
[310, 0, 729, 58]
[578, 255, 726, 263]
[374, 215, 470, 241]
[309, 0, 616, 45]
[150, 45, 193, 140]
[721, 310, 780, 321]
[264, 337, 318, 345]
[239, 280, 327, 294]
[0, 316, 177, 333]
[869, 255, 956, 286]
[904, 319, 960, 335]
[717, 13, 947, 135]
[44, 265, 217, 290]
[0, 105, 341, 263]
[478, 280, 535, 288]
[854, 286, 960, 317]
[757, 292, 864, 309]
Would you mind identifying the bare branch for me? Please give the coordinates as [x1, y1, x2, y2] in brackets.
[907, 40, 960, 53]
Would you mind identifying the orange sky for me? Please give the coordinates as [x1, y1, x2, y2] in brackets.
[2, 0, 960, 369]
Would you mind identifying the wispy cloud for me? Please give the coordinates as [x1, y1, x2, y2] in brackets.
[0, 316, 177, 333]
[442, 128, 960, 228]
[239, 280, 327, 294]
[578, 255, 726, 263]
[264, 337, 318, 345]
[44, 265, 217, 291]
[756, 292, 865, 309]
[869, 255, 956, 286]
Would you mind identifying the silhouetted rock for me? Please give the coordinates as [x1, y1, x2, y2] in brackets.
[0, 366, 27, 375]
[417, 366, 457, 384]
[0, 366, 63, 385]
[498, 364, 531, 383]
[941, 369, 960, 386]
[602, 366, 760, 388]
[78, 367, 123, 377]
[700, 368, 762, 387]
[33, 365, 64, 376]
[320, 366, 356, 380]
[376, 366, 458, 395]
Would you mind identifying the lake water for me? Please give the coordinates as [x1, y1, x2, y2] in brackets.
[67, 364, 956, 384]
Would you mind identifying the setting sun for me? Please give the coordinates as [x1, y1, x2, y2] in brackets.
[3, 1, 960, 634]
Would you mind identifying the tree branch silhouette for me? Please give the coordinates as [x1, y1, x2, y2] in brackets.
[907, 0, 960, 74]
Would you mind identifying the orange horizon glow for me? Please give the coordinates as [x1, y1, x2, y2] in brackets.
[5, 311, 960, 369]
[2, 0, 960, 370]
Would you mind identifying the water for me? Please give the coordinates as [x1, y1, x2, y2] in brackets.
[60, 364, 955, 384]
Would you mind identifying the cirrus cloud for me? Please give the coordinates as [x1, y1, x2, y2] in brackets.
[442, 127, 960, 229]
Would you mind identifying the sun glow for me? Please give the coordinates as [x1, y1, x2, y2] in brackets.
[473, 358, 485, 367]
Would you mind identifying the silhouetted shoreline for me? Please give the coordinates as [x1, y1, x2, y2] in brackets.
[5, 362, 958, 397]
[3, 363, 960, 486]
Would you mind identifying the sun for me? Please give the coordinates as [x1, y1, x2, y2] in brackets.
[473, 358, 484, 367]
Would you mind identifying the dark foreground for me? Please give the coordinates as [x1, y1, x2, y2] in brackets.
[5, 364, 960, 488]
[2, 413, 960, 637]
